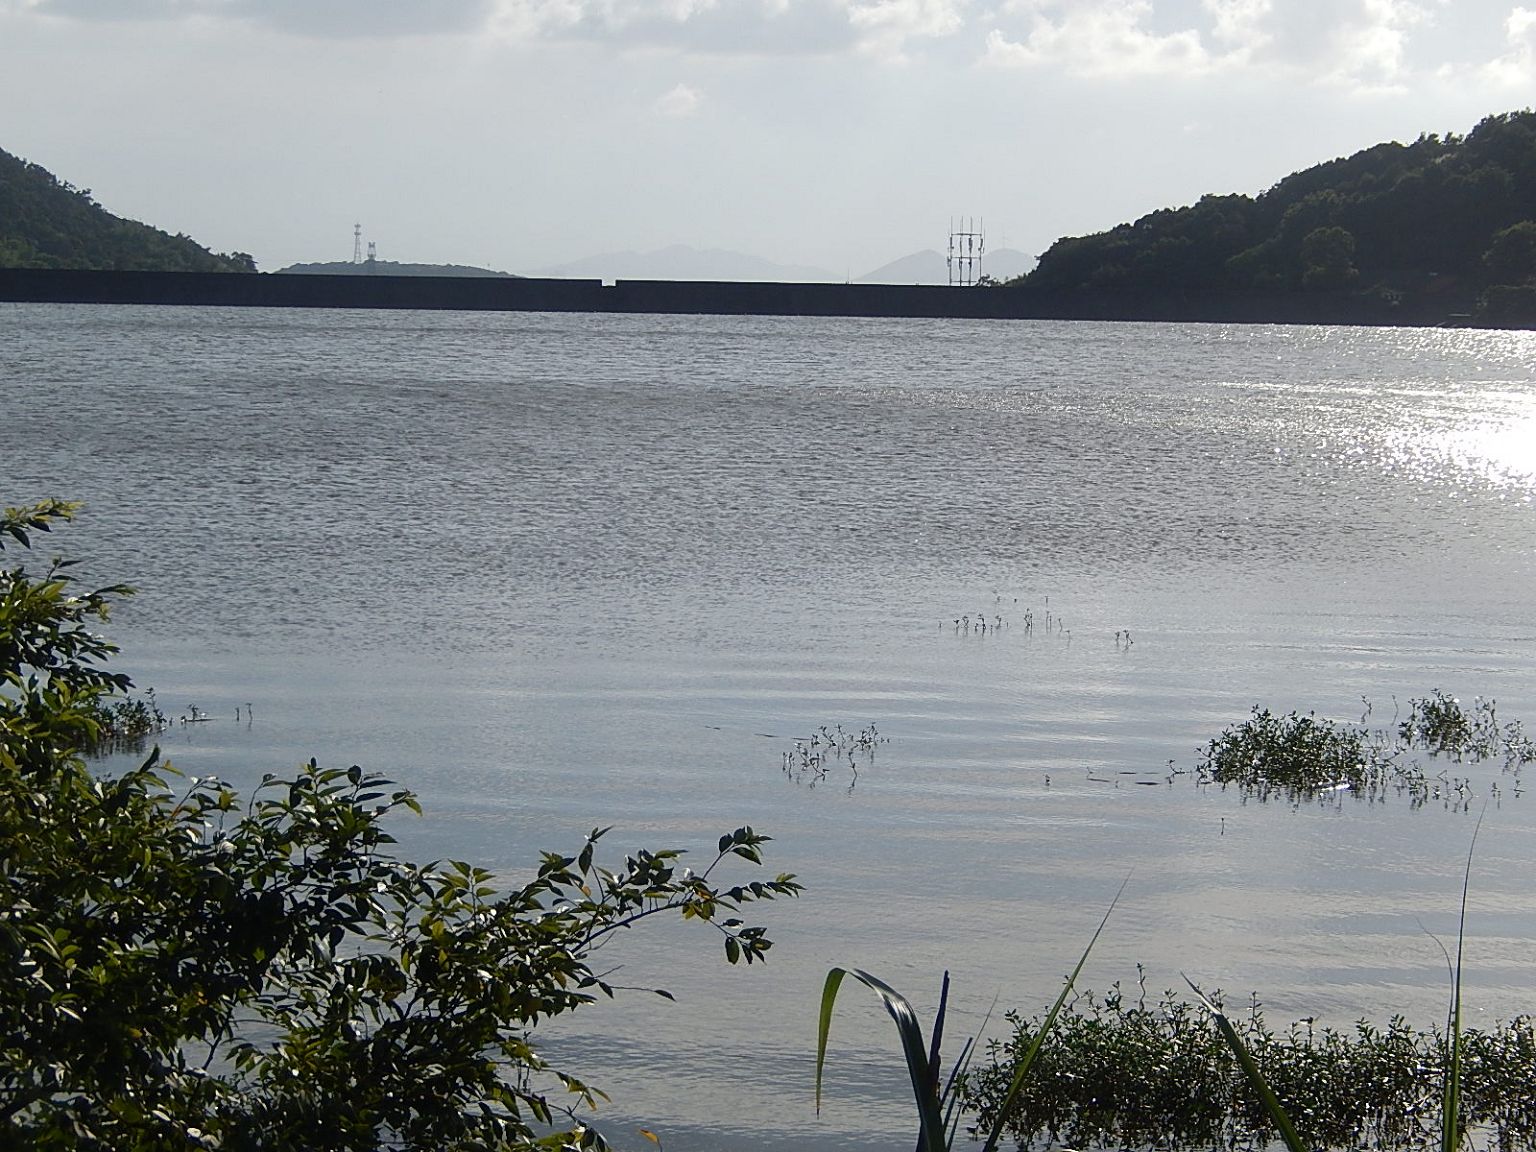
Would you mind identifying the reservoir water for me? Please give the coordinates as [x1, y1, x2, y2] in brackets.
[4, 303, 1536, 1151]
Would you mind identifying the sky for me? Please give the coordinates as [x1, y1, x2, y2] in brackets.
[1, 0, 1534, 277]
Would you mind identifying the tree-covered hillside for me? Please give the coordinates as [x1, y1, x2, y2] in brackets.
[1014, 110, 1536, 322]
[278, 260, 517, 277]
[0, 147, 254, 272]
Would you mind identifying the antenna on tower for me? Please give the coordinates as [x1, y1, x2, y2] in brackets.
[353, 223, 363, 265]
[947, 217, 985, 286]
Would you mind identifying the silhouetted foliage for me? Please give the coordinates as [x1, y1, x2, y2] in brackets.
[1484, 221, 1536, 285]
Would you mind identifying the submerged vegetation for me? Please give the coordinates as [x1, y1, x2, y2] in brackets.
[1199, 691, 1533, 807]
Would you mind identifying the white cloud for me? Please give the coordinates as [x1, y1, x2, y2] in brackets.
[1316, 0, 1429, 93]
[486, 0, 970, 57]
[654, 80, 704, 113]
[976, 0, 1489, 90]
[1479, 4, 1536, 83]
[1203, 0, 1270, 50]
[487, 0, 860, 54]
[847, 0, 968, 59]
[981, 0, 1219, 77]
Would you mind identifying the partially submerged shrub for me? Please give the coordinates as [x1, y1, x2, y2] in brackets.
[79, 687, 168, 754]
[1401, 690, 1477, 754]
[1199, 707, 1369, 801]
[1197, 693, 1532, 807]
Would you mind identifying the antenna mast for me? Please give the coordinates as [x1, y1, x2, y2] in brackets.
[947, 217, 985, 286]
[352, 223, 363, 265]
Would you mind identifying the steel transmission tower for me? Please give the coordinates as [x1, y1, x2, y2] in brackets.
[947, 218, 985, 286]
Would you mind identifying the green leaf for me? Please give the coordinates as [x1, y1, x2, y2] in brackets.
[816, 967, 949, 1152]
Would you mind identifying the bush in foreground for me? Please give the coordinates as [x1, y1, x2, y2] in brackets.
[0, 499, 800, 1150]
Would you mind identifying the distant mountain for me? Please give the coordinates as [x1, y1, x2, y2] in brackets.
[278, 260, 517, 278]
[0, 146, 254, 272]
[857, 247, 1036, 285]
[523, 244, 836, 282]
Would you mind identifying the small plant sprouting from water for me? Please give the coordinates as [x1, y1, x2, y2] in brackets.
[1397, 690, 1536, 766]
[782, 723, 887, 790]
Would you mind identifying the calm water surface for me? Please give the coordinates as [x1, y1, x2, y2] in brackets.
[5, 304, 1536, 1151]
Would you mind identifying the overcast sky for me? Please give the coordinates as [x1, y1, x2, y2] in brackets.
[2, 0, 1533, 276]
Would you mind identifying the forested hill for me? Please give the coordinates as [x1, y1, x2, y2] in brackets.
[278, 260, 516, 277]
[0, 147, 254, 272]
[1013, 110, 1536, 322]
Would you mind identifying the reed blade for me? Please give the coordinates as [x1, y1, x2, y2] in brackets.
[1443, 807, 1484, 1152]
[1186, 979, 1308, 1152]
[977, 874, 1129, 1152]
[816, 966, 949, 1152]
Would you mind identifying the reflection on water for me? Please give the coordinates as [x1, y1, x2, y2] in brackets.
[5, 305, 1536, 1152]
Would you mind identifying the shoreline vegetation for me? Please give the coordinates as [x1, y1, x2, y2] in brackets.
[965, 981, 1536, 1152]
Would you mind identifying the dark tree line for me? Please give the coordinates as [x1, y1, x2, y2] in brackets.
[1012, 110, 1536, 320]
[0, 147, 255, 272]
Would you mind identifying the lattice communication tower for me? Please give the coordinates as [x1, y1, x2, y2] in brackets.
[353, 223, 363, 264]
[947, 218, 985, 286]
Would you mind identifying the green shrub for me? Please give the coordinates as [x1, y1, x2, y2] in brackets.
[1, 499, 800, 1151]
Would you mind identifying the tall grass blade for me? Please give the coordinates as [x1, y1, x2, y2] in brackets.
[927, 971, 949, 1099]
[939, 1033, 976, 1148]
[816, 967, 949, 1152]
[1443, 807, 1485, 1152]
[976, 873, 1130, 1152]
[1185, 979, 1308, 1152]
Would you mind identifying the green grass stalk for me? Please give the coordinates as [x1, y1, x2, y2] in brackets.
[815, 876, 1126, 1152]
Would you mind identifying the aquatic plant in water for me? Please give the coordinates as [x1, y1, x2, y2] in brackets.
[79, 687, 169, 755]
[1199, 706, 1370, 800]
[781, 722, 886, 789]
[1197, 692, 1533, 808]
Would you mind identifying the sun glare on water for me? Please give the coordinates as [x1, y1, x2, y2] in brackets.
[1442, 411, 1536, 489]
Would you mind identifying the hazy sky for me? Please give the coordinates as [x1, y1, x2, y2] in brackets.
[2, 0, 1533, 275]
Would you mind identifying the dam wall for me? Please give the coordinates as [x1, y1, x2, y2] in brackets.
[0, 267, 1449, 326]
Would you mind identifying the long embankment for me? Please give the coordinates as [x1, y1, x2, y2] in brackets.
[0, 267, 1469, 326]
